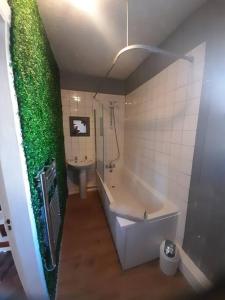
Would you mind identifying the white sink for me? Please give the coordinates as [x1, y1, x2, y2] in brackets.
[68, 160, 94, 170]
[67, 159, 94, 199]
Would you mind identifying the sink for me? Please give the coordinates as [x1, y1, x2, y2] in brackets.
[68, 160, 94, 170]
[67, 159, 94, 199]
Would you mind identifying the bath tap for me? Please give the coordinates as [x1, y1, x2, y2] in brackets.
[106, 162, 116, 173]
[106, 162, 116, 169]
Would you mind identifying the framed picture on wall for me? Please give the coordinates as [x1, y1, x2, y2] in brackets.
[69, 116, 90, 137]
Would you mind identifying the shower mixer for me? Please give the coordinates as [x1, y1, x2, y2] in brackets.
[106, 162, 116, 170]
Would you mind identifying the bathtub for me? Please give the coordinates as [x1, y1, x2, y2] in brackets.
[97, 168, 178, 270]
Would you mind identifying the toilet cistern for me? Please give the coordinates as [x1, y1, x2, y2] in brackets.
[67, 158, 94, 199]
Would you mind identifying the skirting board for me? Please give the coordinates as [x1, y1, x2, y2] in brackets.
[68, 186, 98, 196]
[87, 186, 98, 192]
[178, 246, 212, 292]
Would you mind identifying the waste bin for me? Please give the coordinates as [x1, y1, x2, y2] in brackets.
[160, 240, 179, 276]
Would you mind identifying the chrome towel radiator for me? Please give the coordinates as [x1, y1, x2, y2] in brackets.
[36, 160, 61, 271]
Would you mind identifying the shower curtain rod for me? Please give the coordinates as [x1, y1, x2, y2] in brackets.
[93, 44, 194, 98]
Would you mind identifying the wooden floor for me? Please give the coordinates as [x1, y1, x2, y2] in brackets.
[0, 252, 25, 299]
[57, 191, 192, 300]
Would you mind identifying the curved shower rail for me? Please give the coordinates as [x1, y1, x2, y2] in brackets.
[113, 44, 194, 64]
[93, 44, 194, 98]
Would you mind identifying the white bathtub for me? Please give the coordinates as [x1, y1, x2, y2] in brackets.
[97, 168, 178, 270]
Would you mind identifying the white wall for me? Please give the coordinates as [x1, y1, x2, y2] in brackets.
[124, 43, 206, 246]
[61, 90, 96, 194]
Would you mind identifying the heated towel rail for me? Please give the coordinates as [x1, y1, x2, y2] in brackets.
[36, 160, 61, 271]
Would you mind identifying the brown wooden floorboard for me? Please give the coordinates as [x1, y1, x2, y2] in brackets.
[0, 252, 25, 299]
[57, 191, 193, 300]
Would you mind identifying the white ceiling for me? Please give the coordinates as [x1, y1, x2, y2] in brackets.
[37, 0, 206, 80]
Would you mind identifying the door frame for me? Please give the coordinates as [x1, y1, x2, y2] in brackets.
[0, 1, 48, 298]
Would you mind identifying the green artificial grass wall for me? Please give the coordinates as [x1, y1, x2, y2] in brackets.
[9, 0, 67, 297]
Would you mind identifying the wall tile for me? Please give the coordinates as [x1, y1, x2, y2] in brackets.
[183, 115, 198, 131]
[182, 131, 196, 146]
[171, 130, 182, 144]
[185, 98, 200, 115]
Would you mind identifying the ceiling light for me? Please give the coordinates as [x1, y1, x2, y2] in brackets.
[72, 96, 81, 102]
[71, 0, 96, 14]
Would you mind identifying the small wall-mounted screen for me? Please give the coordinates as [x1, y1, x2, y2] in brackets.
[69, 117, 90, 137]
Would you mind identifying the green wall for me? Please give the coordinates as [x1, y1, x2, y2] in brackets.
[9, 0, 67, 297]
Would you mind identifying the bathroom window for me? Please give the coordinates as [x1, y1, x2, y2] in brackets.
[69, 116, 90, 137]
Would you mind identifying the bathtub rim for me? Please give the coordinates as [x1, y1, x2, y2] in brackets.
[97, 171, 178, 227]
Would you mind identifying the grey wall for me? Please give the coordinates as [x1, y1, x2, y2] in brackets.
[183, 0, 225, 281]
[126, 0, 221, 94]
[126, 0, 225, 281]
[60, 71, 125, 95]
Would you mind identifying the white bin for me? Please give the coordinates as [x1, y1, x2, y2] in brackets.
[160, 240, 179, 276]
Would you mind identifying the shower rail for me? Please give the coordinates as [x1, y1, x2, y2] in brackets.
[93, 44, 194, 99]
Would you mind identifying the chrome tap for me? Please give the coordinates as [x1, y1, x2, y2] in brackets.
[105, 162, 116, 169]
[144, 210, 148, 219]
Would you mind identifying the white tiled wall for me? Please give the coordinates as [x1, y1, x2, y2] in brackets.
[61, 90, 96, 195]
[61, 90, 125, 194]
[124, 43, 206, 246]
[96, 94, 125, 185]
